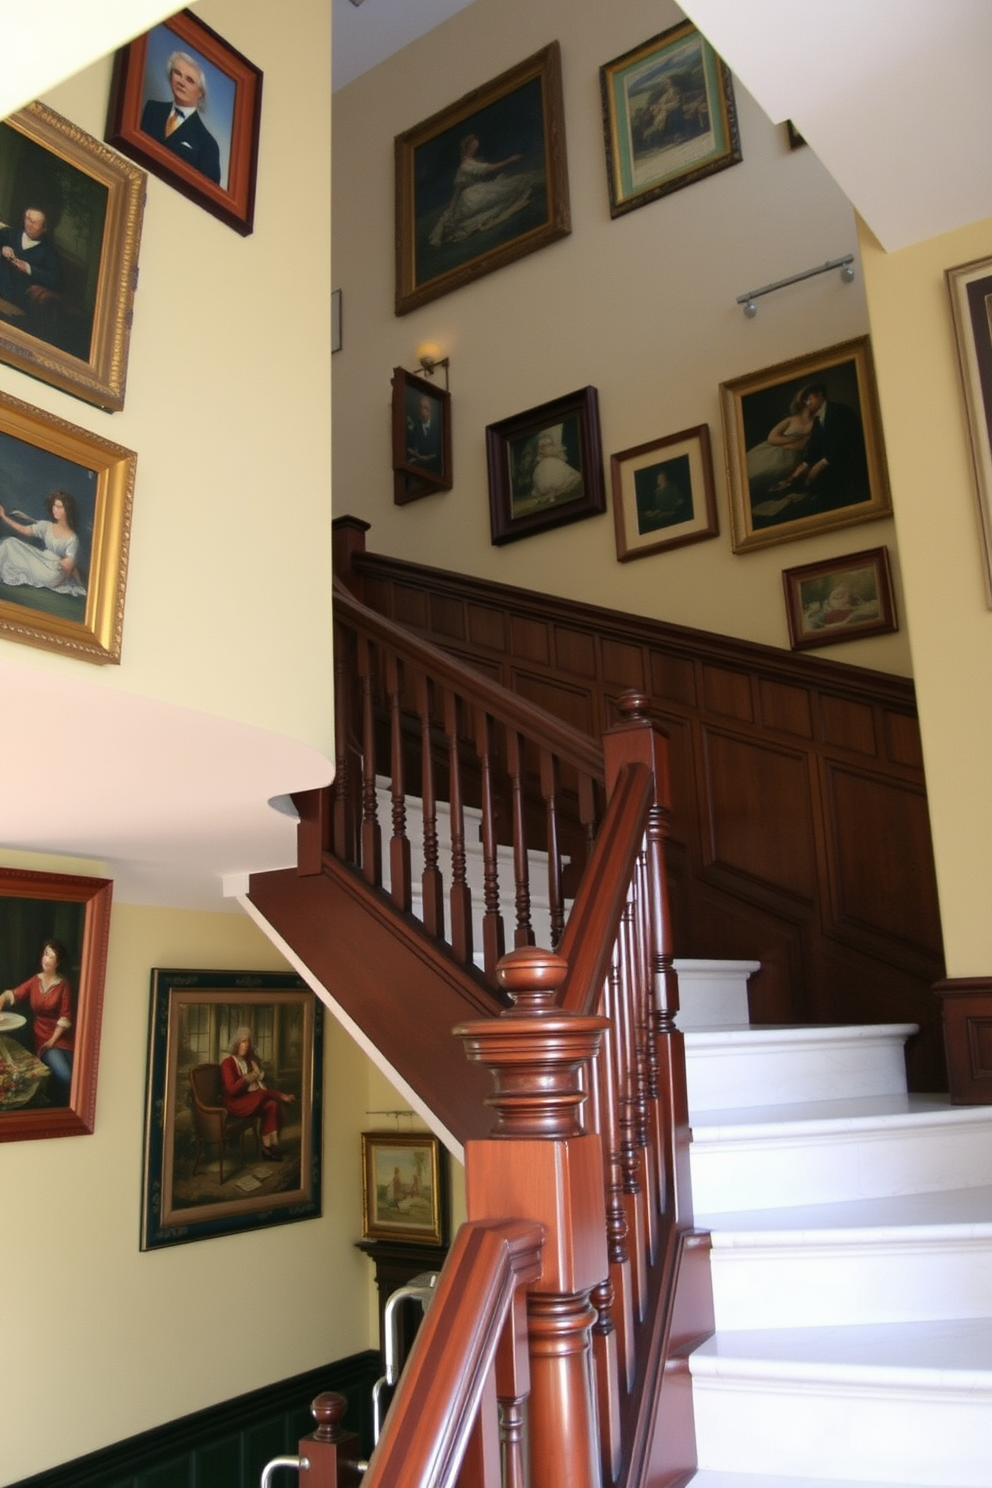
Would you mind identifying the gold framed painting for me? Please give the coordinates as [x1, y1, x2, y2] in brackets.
[0, 867, 112, 1143]
[612, 424, 718, 561]
[0, 101, 145, 411]
[141, 970, 323, 1250]
[721, 336, 892, 554]
[600, 21, 741, 219]
[782, 545, 898, 650]
[394, 43, 570, 315]
[0, 387, 136, 664]
[361, 1130, 448, 1247]
[947, 254, 992, 607]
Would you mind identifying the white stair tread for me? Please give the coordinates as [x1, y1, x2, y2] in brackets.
[690, 1316, 992, 1386]
[686, 1022, 918, 1049]
[690, 1092, 984, 1139]
[696, 1183, 992, 1240]
[691, 1474, 951, 1488]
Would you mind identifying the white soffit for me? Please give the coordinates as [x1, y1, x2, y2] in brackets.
[332, 0, 480, 90]
[681, 0, 992, 252]
[0, 2, 182, 119]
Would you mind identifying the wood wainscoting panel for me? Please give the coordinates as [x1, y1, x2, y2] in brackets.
[601, 636, 646, 691]
[649, 648, 697, 708]
[758, 678, 814, 740]
[510, 668, 596, 736]
[821, 763, 943, 963]
[510, 613, 552, 665]
[429, 591, 466, 641]
[392, 581, 431, 631]
[819, 693, 878, 757]
[883, 707, 926, 770]
[701, 664, 754, 724]
[700, 727, 816, 902]
[554, 624, 598, 678]
[934, 979, 992, 1103]
[467, 602, 508, 653]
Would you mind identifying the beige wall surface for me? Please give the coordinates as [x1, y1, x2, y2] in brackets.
[0, 0, 333, 751]
[859, 215, 992, 975]
[1, 887, 375, 1484]
[332, 0, 911, 675]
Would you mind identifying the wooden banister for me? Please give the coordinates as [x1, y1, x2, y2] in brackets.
[360, 1218, 544, 1488]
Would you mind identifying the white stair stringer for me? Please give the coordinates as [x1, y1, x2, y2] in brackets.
[684, 1017, 992, 1488]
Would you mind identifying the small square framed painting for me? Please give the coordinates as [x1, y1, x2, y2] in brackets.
[391, 367, 452, 504]
[361, 1130, 448, 1247]
[600, 20, 741, 218]
[0, 867, 112, 1143]
[141, 969, 323, 1250]
[612, 424, 718, 561]
[782, 546, 897, 650]
[486, 385, 606, 545]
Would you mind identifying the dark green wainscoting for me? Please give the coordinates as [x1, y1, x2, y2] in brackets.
[11, 1350, 379, 1488]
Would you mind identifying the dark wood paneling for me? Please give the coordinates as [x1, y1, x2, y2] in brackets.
[11, 1353, 379, 1488]
[701, 729, 816, 902]
[352, 547, 947, 1089]
[393, 583, 430, 630]
[467, 602, 507, 652]
[935, 979, 992, 1103]
[430, 592, 465, 640]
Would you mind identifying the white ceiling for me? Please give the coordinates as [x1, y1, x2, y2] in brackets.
[1, 0, 990, 911]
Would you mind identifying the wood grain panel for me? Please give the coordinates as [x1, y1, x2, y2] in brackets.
[430, 592, 465, 640]
[701, 728, 815, 900]
[649, 650, 697, 707]
[823, 765, 943, 957]
[601, 637, 644, 689]
[554, 625, 597, 678]
[511, 669, 595, 735]
[759, 678, 814, 739]
[392, 583, 430, 630]
[681, 885, 809, 1025]
[702, 665, 753, 723]
[510, 613, 551, 664]
[468, 603, 507, 652]
[820, 694, 877, 756]
[884, 709, 925, 769]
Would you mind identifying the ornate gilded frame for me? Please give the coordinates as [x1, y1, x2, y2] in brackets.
[0, 101, 145, 411]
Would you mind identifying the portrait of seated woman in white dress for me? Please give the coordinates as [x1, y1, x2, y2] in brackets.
[0, 489, 87, 598]
[745, 391, 816, 504]
[429, 133, 535, 247]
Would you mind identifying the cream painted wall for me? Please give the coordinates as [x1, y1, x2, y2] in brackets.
[0, 0, 333, 751]
[332, 0, 911, 676]
[859, 215, 992, 975]
[2, 885, 378, 1484]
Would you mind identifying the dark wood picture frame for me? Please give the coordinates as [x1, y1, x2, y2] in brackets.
[391, 366, 453, 505]
[782, 545, 898, 650]
[0, 101, 144, 411]
[612, 423, 718, 561]
[486, 385, 605, 546]
[141, 969, 323, 1250]
[721, 336, 893, 554]
[0, 386, 136, 664]
[0, 867, 112, 1142]
[361, 1130, 448, 1247]
[947, 254, 992, 607]
[600, 20, 741, 219]
[106, 8, 263, 236]
[394, 42, 570, 315]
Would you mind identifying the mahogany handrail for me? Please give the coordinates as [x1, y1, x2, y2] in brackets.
[360, 1218, 544, 1488]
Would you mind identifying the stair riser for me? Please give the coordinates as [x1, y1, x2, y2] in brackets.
[709, 1237, 992, 1329]
[690, 1121, 992, 1212]
[687, 1037, 910, 1112]
[691, 1375, 992, 1486]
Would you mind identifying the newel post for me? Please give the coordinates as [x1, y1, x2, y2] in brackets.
[456, 948, 610, 1488]
[298, 1392, 362, 1486]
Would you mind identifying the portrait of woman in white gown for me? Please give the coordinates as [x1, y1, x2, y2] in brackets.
[745, 391, 815, 508]
[0, 488, 87, 597]
[429, 134, 533, 248]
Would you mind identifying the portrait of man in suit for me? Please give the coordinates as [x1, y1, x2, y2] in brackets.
[0, 207, 63, 315]
[405, 390, 444, 473]
[140, 48, 223, 186]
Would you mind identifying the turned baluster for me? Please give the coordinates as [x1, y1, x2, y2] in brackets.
[386, 652, 412, 913]
[475, 708, 506, 979]
[506, 730, 535, 949]
[332, 617, 359, 863]
[298, 1391, 362, 1487]
[415, 670, 445, 939]
[358, 634, 382, 886]
[456, 947, 610, 1488]
[444, 689, 473, 966]
[539, 751, 565, 949]
[595, 958, 636, 1392]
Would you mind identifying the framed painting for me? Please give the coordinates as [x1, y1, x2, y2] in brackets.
[721, 336, 893, 554]
[0, 387, 136, 664]
[141, 969, 323, 1250]
[392, 366, 452, 504]
[0, 100, 144, 411]
[486, 385, 606, 546]
[0, 867, 112, 1143]
[600, 21, 741, 219]
[612, 423, 718, 561]
[947, 254, 992, 607]
[394, 42, 570, 315]
[106, 7, 263, 236]
[361, 1130, 448, 1247]
[783, 546, 897, 650]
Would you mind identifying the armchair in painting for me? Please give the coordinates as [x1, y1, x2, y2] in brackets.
[188, 1062, 261, 1183]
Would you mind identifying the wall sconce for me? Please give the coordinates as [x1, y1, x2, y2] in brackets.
[415, 341, 450, 387]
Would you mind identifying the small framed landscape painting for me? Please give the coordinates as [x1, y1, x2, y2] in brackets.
[361, 1130, 448, 1247]
[782, 546, 897, 651]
